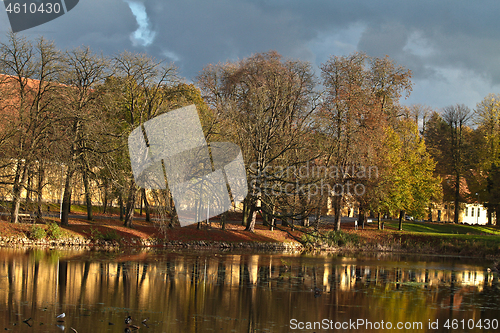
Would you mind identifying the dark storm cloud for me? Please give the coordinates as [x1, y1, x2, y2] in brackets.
[144, 0, 500, 87]
[143, 0, 319, 77]
[355, 1, 500, 81]
[0, 0, 137, 55]
[1, 0, 499, 108]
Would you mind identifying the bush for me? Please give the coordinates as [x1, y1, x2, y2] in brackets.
[89, 227, 103, 241]
[103, 230, 121, 241]
[301, 230, 359, 248]
[46, 222, 63, 240]
[89, 228, 120, 242]
[323, 230, 359, 246]
[29, 225, 46, 240]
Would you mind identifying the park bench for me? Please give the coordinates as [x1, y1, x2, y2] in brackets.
[18, 213, 36, 224]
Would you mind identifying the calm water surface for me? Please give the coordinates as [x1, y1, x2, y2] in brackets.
[0, 248, 499, 332]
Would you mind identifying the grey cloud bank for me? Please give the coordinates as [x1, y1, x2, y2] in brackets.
[0, 0, 498, 110]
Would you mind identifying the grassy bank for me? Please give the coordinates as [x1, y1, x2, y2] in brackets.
[0, 212, 499, 257]
[300, 221, 500, 257]
[0, 214, 303, 249]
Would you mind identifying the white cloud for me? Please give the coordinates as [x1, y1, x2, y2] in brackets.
[405, 66, 500, 110]
[307, 23, 366, 64]
[403, 31, 435, 58]
[162, 49, 180, 62]
[123, 0, 156, 47]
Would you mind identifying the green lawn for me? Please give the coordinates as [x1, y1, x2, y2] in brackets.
[378, 221, 500, 256]
[385, 221, 500, 236]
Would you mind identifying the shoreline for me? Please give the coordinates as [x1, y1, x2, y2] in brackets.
[0, 234, 499, 260]
[0, 235, 304, 252]
[0, 218, 499, 259]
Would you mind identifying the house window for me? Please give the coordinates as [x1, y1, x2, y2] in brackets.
[471, 208, 474, 217]
[465, 207, 468, 216]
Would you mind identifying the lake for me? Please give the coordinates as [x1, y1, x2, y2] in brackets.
[0, 248, 499, 332]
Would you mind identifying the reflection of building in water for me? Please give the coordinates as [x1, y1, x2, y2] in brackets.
[334, 265, 493, 292]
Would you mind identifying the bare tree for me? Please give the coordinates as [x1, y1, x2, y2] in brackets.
[319, 53, 370, 231]
[58, 47, 109, 225]
[0, 33, 62, 223]
[442, 104, 473, 223]
[198, 51, 317, 232]
[318, 52, 412, 231]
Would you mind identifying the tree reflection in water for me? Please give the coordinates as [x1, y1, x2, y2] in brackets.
[0, 248, 498, 332]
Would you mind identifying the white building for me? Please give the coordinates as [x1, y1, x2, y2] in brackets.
[462, 203, 488, 225]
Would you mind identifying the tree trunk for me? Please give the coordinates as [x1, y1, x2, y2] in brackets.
[454, 174, 460, 224]
[221, 210, 228, 230]
[262, 208, 269, 227]
[315, 207, 322, 231]
[169, 194, 178, 228]
[333, 195, 342, 231]
[281, 209, 289, 227]
[123, 180, 137, 228]
[242, 198, 252, 227]
[139, 190, 143, 216]
[119, 192, 124, 221]
[83, 168, 93, 221]
[245, 209, 258, 232]
[301, 215, 309, 227]
[270, 205, 276, 231]
[10, 160, 27, 224]
[141, 188, 151, 222]
[60, 166, 74, 226]
[102, 192, 108, 214]
[398, 210, 405, 231]
[377, 212, 381, 230]
[102, 184, 108, 214]
[36, 163, 44, 221]
[10, 195, 21, 224]
[25, 168, 32, 203]
[358, 204, 365, 230]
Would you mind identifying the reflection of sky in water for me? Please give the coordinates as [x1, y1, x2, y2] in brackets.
[0, 249, 498, 332]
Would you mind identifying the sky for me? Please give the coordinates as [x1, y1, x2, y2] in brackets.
[1, 0, 499, 111]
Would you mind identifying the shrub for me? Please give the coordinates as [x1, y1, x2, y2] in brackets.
[89, 227, 103, 240]
[89, 227, 120, 242]
[301, 230, 359, 248]
[325, 230, 359, 247]
[301, 231, 320, 245]
[29, 225, 46, 240]
[103, 230, 121, 241]
[46, 222, 63, 240]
